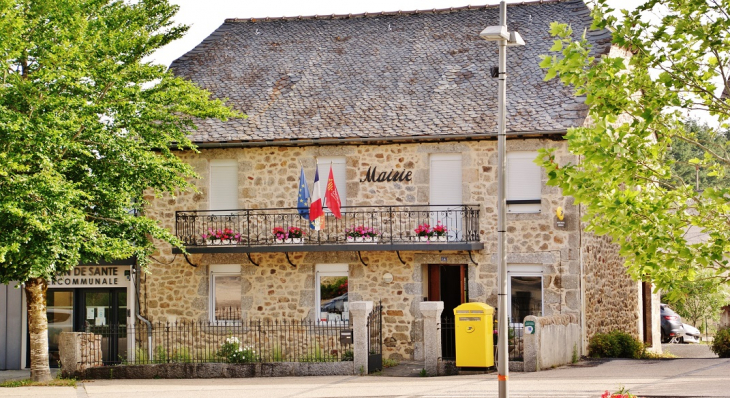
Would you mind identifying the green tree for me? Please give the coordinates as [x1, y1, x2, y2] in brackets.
[669, 120, 730, 192]
[0, 0, 240, 380]
[662, 273, 729, 328]
[537, 0, 730, 293]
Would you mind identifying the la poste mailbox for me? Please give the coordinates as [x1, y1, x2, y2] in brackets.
[453, 302, 495, 367]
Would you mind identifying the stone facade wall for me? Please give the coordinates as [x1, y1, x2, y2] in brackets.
[142, 138, 586, 359]
[581, 230, 640, 345]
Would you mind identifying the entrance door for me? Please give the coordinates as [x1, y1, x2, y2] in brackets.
[429, 264, 468, 359]
[78, 288, 127, 365]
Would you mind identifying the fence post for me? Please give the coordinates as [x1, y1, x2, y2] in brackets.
[420, 301, 443, 377]
[350, 301, 373, 375]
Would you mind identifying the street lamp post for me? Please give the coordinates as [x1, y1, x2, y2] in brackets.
[479, 2, 524, 398]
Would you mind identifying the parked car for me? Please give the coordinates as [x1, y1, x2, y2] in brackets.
[660, 304, 684, 343]
[320, 293, 349, 321]
[680, 323, 701, 344]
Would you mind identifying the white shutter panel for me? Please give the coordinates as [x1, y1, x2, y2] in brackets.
[210, 159, 238, 211]
[317, 157, 346, 208]
[430, 154, 462, 205]
[430, 154, 462, 240]
[507, 151, 541, 213]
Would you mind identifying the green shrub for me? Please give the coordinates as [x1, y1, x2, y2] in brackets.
[341, 350, 354, 361]
[217, 336, 257, 363]
[711, 327, 730, 358]
[588, 331, 644, 359]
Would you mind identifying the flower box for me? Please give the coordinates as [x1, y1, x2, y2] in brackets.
[202, 228, 240, 245]
[416, 236, 447, 243]
[275, 238, 303, 244]
[345, 225, 380, 243]
[347, 236, 378, 244]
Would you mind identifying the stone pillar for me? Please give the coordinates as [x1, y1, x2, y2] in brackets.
[419, 301, 443, 377]
[59, 332, 103, 378]
[522, 315, 539, 372]
[350, 301, 373, 375]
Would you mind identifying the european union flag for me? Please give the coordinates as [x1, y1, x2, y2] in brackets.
[297, 166, 311, 221]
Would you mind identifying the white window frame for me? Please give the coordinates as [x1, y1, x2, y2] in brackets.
[316, 156, 346, 210]
[315, 264, 349, 324]
[507, 151, 541, 213]
[507, 264, 543, 326]
[209, 264, 242, 324]
[209, 159, 238, 212]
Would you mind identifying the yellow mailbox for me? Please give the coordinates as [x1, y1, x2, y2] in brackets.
[453, 302, 495, 367]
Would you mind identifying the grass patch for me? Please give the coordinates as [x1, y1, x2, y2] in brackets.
[641, 350, 677, 359]
[382, 358, 399, 368]
[0, 378, 77, 388]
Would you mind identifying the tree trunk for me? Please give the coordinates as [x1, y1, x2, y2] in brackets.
[25, 277, 52, 382]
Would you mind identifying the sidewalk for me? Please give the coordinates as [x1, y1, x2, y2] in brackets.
[0, 369, 58, 383]
[1, 358, 729, 397]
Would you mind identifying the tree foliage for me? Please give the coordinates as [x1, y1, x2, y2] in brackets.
[537, 0, 730, 292]
[0, 0, 240, 283]
[669, 120, 730, 192]
[662, 271, 729, 327]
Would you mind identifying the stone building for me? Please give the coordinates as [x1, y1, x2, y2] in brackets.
[134, 0, 662, 360]
[0, 0, 660, 371]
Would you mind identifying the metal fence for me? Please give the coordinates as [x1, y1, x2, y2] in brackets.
[83, 320, 354, 366]
[176, 204, 480, 247]
[440, 317, 523, 363]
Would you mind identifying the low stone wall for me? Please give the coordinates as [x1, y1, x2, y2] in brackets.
[82, 361, 355, 379]
[523, 314, 580, 372]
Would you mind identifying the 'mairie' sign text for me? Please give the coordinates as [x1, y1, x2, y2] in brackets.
[360, 166, 412, 183]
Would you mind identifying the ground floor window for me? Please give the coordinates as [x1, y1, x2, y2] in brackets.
[315, 264, 348, 323]
[508, 264, 543, 323]
[209, 264, 242, 323]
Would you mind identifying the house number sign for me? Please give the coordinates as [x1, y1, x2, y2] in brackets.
[359, 166, 412, 183]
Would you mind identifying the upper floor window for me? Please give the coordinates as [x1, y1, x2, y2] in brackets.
[430, 153, 462, 240]
[507, 151, 541, 213]
[317, 157, 346, 209]
[209, 159, 238, 211]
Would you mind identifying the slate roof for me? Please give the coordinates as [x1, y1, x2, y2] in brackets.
[170, 0, 612, 143]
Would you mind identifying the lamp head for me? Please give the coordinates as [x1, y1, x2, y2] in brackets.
[479, 25, 509, 41]
[507, 31, 525, 47]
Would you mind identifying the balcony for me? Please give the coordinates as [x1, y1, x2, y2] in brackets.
[174, 204, 483, 254]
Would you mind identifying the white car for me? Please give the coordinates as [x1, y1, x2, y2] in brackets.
[680, 323, 701, 344]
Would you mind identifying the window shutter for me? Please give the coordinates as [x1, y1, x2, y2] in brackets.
[317, 157, 346, 207]
[430, 153, 462, 205]
[210, 159, 238, 211]
[507, 152, 541, 213]
[430, 154, 462, 240]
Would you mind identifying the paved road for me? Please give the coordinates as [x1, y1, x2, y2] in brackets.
[2, 358, 730, 398]
[662, 343, 718, 359]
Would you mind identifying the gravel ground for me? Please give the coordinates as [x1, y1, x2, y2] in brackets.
[661, 342, 718, 358]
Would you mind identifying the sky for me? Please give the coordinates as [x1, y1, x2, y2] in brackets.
[151, 0, 644, 67]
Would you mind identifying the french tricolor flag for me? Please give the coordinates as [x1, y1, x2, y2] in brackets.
[309, 168, 324, 230]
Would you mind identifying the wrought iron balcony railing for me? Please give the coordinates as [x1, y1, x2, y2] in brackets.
[175, 204, 481, 252]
